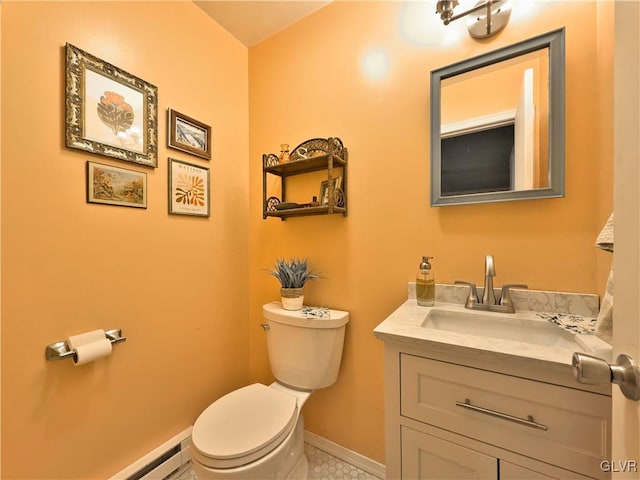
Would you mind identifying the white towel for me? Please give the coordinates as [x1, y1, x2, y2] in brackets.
[595, 213, 614, 344]
[596, 269, 613, 344]
[596, 213, 614, 252]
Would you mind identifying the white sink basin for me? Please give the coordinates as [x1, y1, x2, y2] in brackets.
[422, 308, 581, 351]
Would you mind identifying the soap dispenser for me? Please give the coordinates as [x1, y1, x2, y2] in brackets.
[416, 256, 435, 307]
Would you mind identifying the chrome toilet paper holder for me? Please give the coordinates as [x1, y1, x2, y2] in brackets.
[45, 329, 127, 361]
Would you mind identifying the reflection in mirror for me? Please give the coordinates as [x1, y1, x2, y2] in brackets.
[430, 29, 565, 206]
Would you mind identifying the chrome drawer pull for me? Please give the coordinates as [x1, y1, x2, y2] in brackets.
[455, 399, 548, 431]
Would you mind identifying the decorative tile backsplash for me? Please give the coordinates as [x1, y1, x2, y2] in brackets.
[407, 282, 599, 317]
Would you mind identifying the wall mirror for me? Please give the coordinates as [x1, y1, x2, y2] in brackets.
[430, 28, 565, 206]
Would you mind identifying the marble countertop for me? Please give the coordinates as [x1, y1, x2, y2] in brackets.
[373, 298, 613, 369]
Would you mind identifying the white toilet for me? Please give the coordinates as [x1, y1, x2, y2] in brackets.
[191, 302, 349, 480]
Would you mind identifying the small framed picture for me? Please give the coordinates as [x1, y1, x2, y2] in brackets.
[65, 43, 158, 167]
[168, 158, 210, 217]
[86, 161, 147, 208]
[319, 176, 342, 206]
[168, 108, 212, 160]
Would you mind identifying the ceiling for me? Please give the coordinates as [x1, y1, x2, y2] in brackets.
[195, 1, 333, 47]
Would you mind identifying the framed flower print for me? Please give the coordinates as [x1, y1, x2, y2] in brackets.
[65, 43, 158, 167]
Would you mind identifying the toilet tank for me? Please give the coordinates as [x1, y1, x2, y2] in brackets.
[262, 302, 349, 390]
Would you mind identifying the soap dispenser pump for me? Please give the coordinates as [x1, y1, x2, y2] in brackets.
[416, 256, 435, 307]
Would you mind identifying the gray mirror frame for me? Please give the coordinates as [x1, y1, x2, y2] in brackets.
[430, 28, 565, 206]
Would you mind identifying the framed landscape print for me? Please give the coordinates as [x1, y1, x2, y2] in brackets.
[168, 108, 212, 160]
[65, 43, 158, 167]
[168, 158, 210, 217]
[86, 161, 147, 208]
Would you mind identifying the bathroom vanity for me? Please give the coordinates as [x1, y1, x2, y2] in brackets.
[374, 285, 612, 480]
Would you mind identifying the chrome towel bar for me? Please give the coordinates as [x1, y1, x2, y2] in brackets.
[45, 329, 126, 361]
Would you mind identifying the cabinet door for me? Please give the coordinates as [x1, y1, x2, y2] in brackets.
[401, 427, 496, 479]
[500, 460, 592, 480]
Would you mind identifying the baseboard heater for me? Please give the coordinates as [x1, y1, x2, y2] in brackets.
[110, 427, 193, 480]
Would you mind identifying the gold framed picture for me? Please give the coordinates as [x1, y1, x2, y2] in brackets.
[65, 43, 158, 167]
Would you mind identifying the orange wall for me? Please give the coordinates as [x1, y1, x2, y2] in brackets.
[1, 0, 615, 477]
[1, 2, 249, 478]
[248, 0, 614, 464]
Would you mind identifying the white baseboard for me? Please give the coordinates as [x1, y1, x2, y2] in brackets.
[304, 430, 386, 479]
[109, 426, 385, 480]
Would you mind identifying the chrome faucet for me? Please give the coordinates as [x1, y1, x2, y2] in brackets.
[455, 255, 527, 313]
[481, 255, 496, 305]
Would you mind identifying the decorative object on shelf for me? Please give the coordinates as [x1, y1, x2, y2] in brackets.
[167, 108, 212, 160]
[289, 137, 345, 162]
[266, 196, 281, 211]
[296, 147, 309, 159]
[319, 176, 342, 206]
[264, 153, 280, 167]
[262, 137, 348, 219]
[275, 202, 305, 210]
[279, 144, 291, 163]
[65, 43, 158, 167]
[168, 158, 210, 217]
[86, 161, 147, 209]
[266, 257, 322, 311]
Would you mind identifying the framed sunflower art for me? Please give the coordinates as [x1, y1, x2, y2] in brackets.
[168, 158, 210, 217]
[65, 43, 158, 167]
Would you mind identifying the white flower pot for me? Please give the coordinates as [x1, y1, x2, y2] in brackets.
[280, 287, 304, 311]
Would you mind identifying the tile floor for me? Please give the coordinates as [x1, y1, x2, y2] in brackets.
[168, 443, 382, 480]
[305, 444, 382, 480]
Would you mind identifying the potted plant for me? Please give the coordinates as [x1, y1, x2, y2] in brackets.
[266, 257, 322, 310]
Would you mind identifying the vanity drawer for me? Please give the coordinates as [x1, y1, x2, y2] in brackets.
[400, 354, 611, 479]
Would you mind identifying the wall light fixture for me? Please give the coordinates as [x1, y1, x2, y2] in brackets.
[436, 0, 512, 39]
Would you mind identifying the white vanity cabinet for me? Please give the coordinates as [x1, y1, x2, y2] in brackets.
[382, 342, 611, 480]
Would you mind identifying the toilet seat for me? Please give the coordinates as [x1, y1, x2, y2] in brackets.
[191, 383, 299, 469]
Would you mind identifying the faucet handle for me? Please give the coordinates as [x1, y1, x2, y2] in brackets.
[499, 284, 528, 309]
[455, 280, 479, 308]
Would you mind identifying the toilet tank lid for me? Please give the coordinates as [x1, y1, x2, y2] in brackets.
[263, 302, 349, 328]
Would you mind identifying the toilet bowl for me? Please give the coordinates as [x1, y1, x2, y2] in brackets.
[191, 303, 349, 480]
[191, 383, 310, 479]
